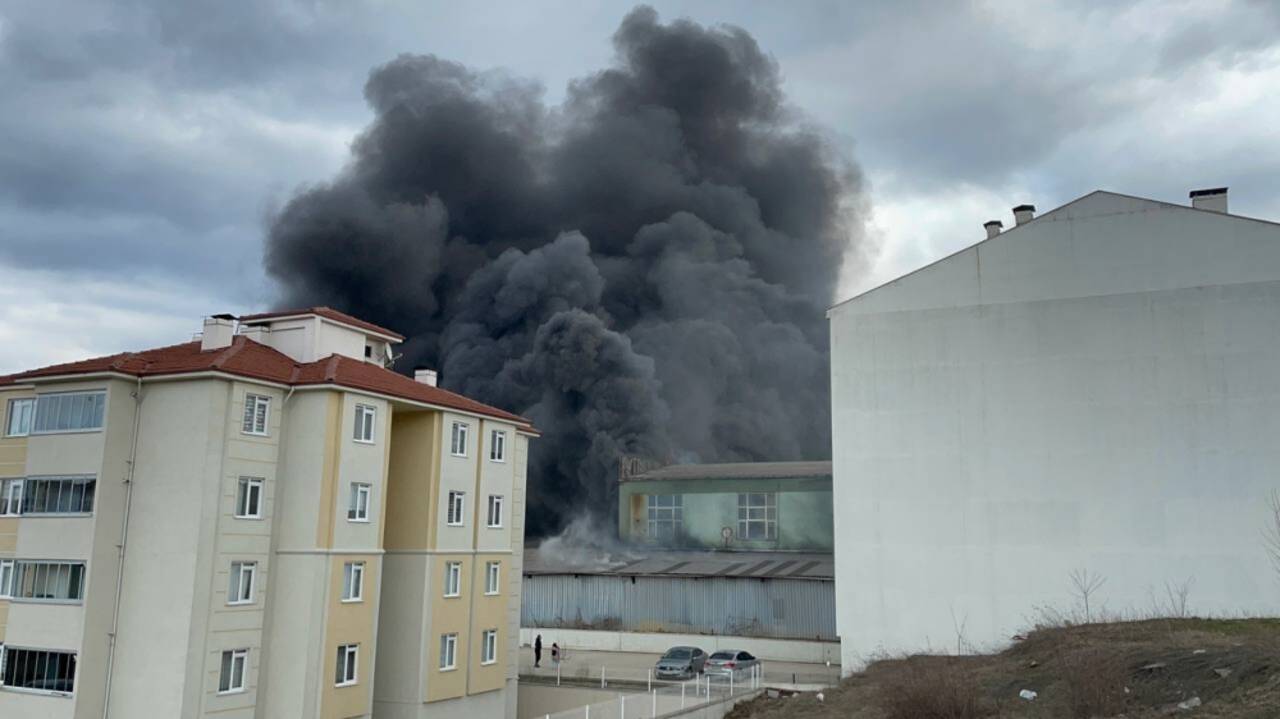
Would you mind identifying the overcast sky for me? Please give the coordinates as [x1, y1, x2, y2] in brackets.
[1, 0, 1278, 373]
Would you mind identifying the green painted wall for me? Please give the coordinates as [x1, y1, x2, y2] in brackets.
[617, 476, 833, 551]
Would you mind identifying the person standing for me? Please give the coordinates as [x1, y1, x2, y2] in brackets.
[534, 634, 543, 668]
[551, 642, 560, 666]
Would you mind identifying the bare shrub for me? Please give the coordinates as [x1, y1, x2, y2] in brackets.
[1069, 568, 1107, 623]
[1059, 648, 1129, 719]
[1266, 490, 1280, 578]
[875, 658, 988, 719]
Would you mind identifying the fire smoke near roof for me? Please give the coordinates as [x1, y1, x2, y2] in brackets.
[264, 6, 865, 537]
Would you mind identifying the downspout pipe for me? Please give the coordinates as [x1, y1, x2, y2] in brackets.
[102, 376, 144, 718]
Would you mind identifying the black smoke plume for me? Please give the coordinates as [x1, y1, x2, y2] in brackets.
[265, 6, 865, 537]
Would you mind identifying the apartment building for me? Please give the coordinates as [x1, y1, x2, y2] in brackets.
[0, 307, 535, 719]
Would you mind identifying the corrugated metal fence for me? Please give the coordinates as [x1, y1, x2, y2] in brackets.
[521, 574, 835, 640]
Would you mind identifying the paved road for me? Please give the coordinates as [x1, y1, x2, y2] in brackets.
[518, 646, 840, 687]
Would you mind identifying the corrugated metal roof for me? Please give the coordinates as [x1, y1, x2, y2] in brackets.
[624, 460, 832, 482]
[523, 548, 834, 581]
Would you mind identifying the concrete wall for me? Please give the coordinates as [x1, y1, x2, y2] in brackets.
[829, 192, 1280, 671]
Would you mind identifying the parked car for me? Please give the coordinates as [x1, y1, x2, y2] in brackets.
[704, 649, 760, 677]
[654, 646, 707, 679]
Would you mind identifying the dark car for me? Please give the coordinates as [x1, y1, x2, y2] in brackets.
[655, 646, 707, 679]
[705, 649, 760, 677]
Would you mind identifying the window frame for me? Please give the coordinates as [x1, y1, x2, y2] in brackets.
[342, 561, 365, 603]
[484, 561, 500, 596]
[30, 391, 106, 435]
[335, 644, 359, 687]
[353, 404, 376, 444]
[218, 648, 248, 695]
[234, 477, 264, 520]
[736, 492, 778, 541]
[0, 478, 23, 517]
[227, 561, 256, 606]
[348, 483, 371, 523]
[444, 561, 461, 598]
[439, 633, 458, 671]
[1, 560, 87, 603]
[1, 645, 78, 696]
[646, 494, 683, 541]
[5, 476, 95, 516]
[480, 629, 498, 665]
[446, 491, 465, 526]
[486, 494, 503, 528]
[5, 397, 35, 437]
[0, 559, 13, 599]
[241, 393, 271, 437]
[489, 429, 506, 462]
[450, 421, 469, 457]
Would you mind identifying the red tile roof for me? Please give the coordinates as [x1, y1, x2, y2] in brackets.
[6, 337, 534, 431]
[239, 307, 406, 341]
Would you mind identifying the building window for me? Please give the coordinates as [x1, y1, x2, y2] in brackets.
[486, 495, 503, 528]
[481, 629, 498, 665]
[5, 398, 35, 437]
[348, 483, 371, 522]
[228, 562, 256, 605]
[439, 634, 457, 670]
[484, 561, 500, 595]
[446, 491, 465, 526]
[218, 649, 247, 694]
[235, 477, 263, 519]
[353, 404, 376, 443]
[489, 429, 506, 462]
[0, 478, 22, 516]
[242, 394, 270, 436]
[342, 562, 364, 602]
[335, 644, 358, 687]
[31, 392, 105, 434]
[444, 561, 461, 597]
[1, 647, 77, 695]
[450, 421, 468, 457]
[646, 495, 683, 541]
[1, 476, 95, 516]
[737, 493, 778, 541]
[0, 560, 86, 602]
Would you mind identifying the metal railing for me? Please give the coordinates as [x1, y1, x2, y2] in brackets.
[539, 664, 765, 719]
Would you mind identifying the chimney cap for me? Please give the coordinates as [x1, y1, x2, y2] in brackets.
[983, 220, 1003, 228]
[1012, 204, 1036, 212]
[1189, 187, 1228, 198]
[210, 313, 236, 320]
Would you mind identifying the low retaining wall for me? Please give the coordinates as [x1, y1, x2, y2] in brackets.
[519, 627, 840, 664]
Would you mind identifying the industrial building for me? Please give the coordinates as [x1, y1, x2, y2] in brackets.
[0, 308, 536, 718]
[616, 461, 833, 551]
[829, 188, 1280, 671]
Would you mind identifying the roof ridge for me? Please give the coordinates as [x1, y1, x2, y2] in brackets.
[209, 336, 248, 370]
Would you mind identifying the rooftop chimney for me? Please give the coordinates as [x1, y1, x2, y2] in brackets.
[414, 367, 438, 387]
[1189, 187, 1228, 213]
[1012, 204, 1035, 225]
[201, 314, 235, 351]
[983, 220, 1003, 239]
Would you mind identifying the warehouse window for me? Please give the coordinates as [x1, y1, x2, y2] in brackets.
[32, 392, 105, 434]
[218, 649, 247, 694]
[0, 560, 86, 602]
[1, 646, 77, 695]
[242, 394, 270, 436]
[5, 398, 35, 437]
[481, 629, 497, 665]
[737, 493, 777, 541]
[646, 495, 683, 541]
[235, 477, 263, 519]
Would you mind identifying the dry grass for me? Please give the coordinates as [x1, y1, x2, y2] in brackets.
[727, 618, 1280, 719]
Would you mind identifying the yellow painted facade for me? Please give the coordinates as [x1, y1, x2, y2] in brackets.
[0, 386, 32, 644]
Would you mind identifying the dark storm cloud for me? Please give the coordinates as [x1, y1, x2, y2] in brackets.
[266, 6, 861, 534]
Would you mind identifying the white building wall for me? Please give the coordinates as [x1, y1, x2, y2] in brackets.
[829, 193, 1280, 671]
